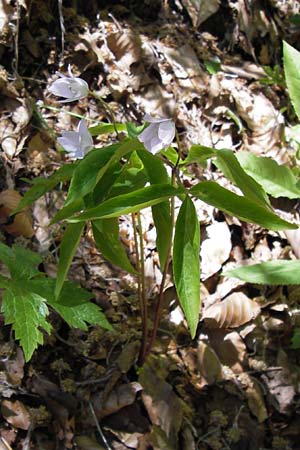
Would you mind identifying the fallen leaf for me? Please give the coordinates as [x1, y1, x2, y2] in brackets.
[181, 0, 221, 27]
[0, 189, 34, 237]
[197, 340, 223, 384]
[202, 292, 261, 328]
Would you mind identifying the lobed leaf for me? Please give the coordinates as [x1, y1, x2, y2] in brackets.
[2, 286, 51, 361]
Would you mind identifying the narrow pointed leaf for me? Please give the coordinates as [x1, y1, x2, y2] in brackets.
[13, 163, 77, 213]
[215, 149, 270, 208]
[89, 122, 126, 136]
[92, 219, 137, 273]
[283, 41, 300, 120]
[55, 222, 85, 299]
[237, 151, 300, 199]
[68, 184, 181, 222]
[190, 181, 297, 230]
[138, 149, 172, 268]
[225, 260, 300, 285]
[173, 196, 200, 338]
[183, 145, 216, 165]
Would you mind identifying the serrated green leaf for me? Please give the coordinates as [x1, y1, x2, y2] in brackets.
[173, 196, 200, 338]
[13, 163, 77, 214]
[2, 286, 51, 361]
[69, 184, 182, 222]
[0, 242, 42, 279]
[237, 151, 300, 199]
[55, 222, 85, 299]
[283, 40, 300, 121]
[224, 260, 300, 285]
[92, 218, 136, 273]
[50, 301, 112, 331]
[215, 149, 271, 208]
[138, 149, 172, 268]
[190, 181, 297, 231]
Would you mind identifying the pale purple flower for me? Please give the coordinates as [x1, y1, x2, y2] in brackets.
[57, 120, 93, 159]
[138, 114, 175, 154]
[48, 65, 89, 103]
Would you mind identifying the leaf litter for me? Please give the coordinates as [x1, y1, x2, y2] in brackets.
[0, 1, 300, 449]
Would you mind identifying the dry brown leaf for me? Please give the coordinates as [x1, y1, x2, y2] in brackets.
[92, 382, 142, 420]
[1, 400, 31, 430]
[202, 292, 261, 328]
[197, 340, 223, 384]
[181, 0, 221, 27]
[0, 189, 34, 237]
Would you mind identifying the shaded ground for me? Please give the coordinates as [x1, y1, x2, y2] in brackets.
[1, 1, 300, 449]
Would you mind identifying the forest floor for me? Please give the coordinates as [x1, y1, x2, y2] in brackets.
[0, 1, 300, 449]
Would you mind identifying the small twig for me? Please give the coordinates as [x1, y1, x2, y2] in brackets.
[137, 212, 148, 364]
[88, 401, 113, 450]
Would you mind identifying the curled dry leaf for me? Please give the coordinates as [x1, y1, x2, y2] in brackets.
[238, 373, 268, 423]
[202, 292, 261, 328]
[0, 190, 34, 237]
[106, 30, 141, 71]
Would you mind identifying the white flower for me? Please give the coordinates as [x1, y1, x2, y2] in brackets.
[48, 65, 89, 103]
[138, 114, 175, 154]
[57, 120, 93, 159]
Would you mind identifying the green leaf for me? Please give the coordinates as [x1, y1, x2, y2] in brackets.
[173, 196, 200, 338]
[55, 222, 85, 299]
[92, 219, 136, 273]
[50, 300, 112, 331]
[69, 184, 182, 222]
[66, 139, 142, 206]
[2, 286, 51, 361]
[89, 122, 127, 136]
[13, 163, 77, 213]
[283, 40, 300, 120]
[0, 242, 42, 279]
[51, 198, 85, 223]
[183, 145, 216, 165]
[215, 149, 270, 208]
[138, 149, 172, 268]
[108, 151, 147, 197]
[224, 260, 300, 285]
[190, 181, 298, 231]
[237, 151, 300, 199]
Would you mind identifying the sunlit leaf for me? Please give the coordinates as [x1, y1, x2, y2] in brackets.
[190, 181, 297, 230]
[225, 260, 300, 284]
[69, 184, 181, 222]
[283, 40, 300, 121]
[237, 151, 300, 199]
